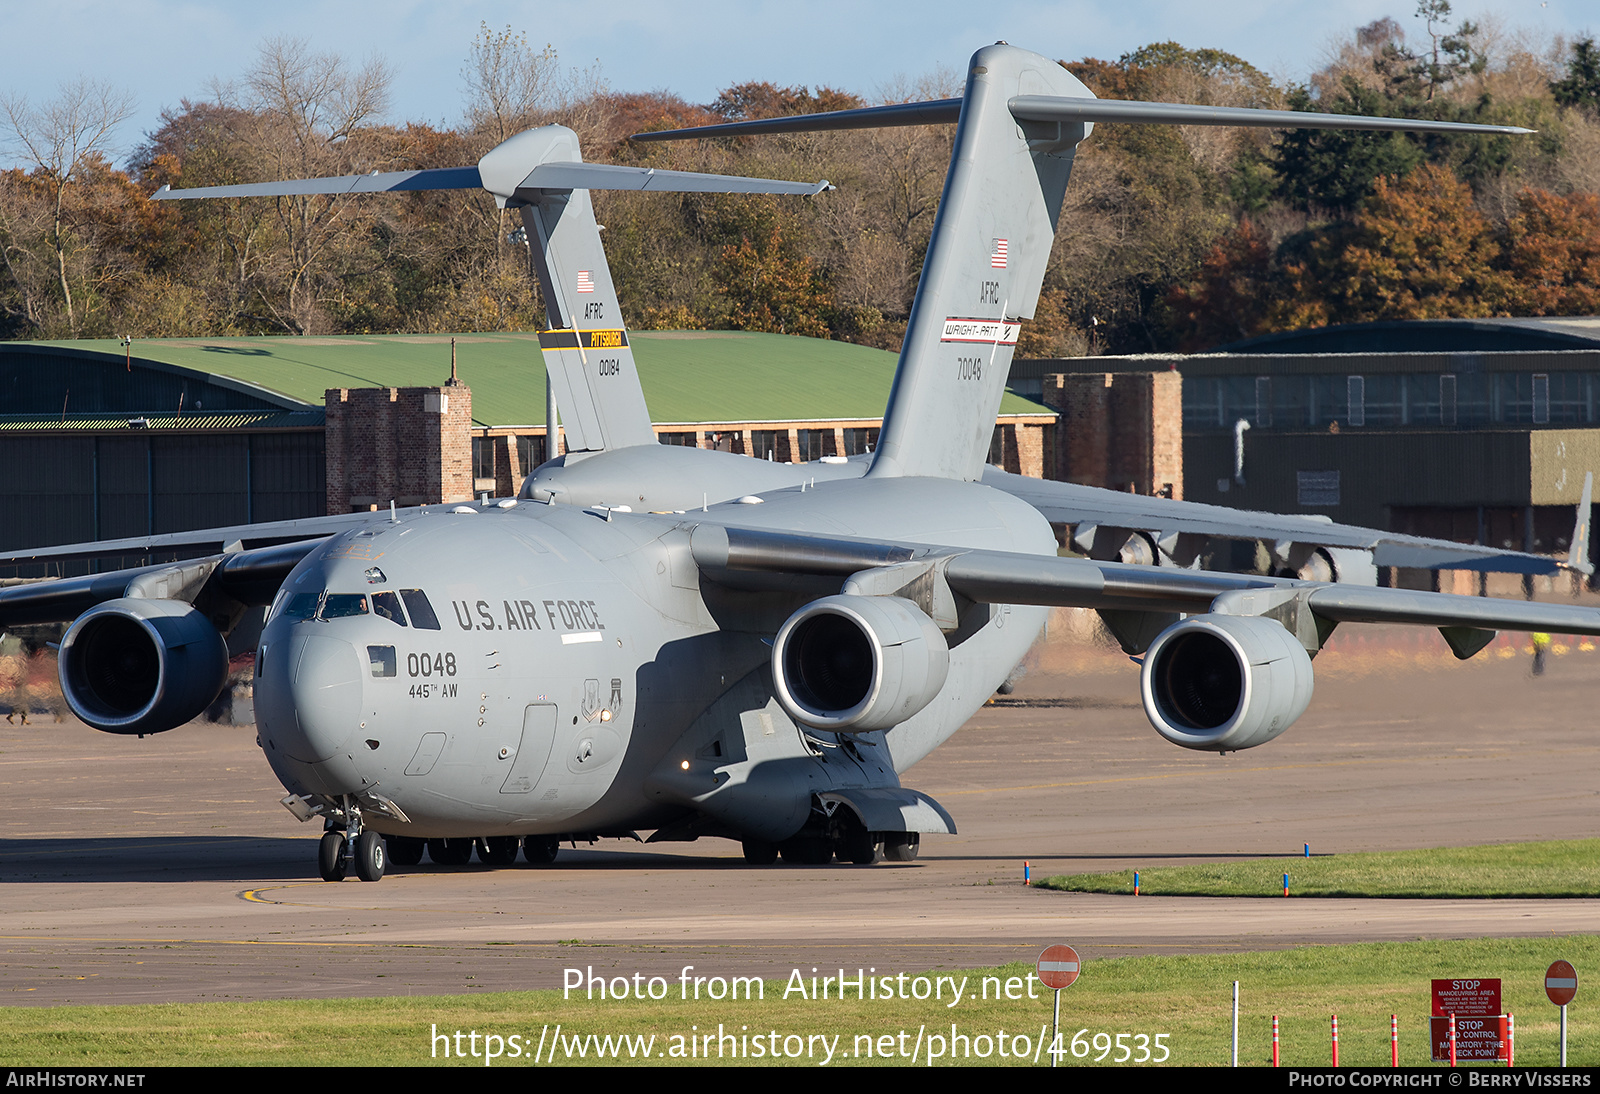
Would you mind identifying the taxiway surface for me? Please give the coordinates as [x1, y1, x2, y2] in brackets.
[3, 620, 1596, 1004]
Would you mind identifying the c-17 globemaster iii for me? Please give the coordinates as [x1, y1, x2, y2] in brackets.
[2, 43, 1594, 883]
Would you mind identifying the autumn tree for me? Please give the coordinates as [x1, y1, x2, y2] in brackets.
[714, 202, 830, 337]
[710, 82, 861, 121]
[1503, 188, 1600, 315]
[0, 79, 135, 336]
[1166, 218, 1279, 350]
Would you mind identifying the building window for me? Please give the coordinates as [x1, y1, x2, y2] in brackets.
[1440, 374, 1457, 427]
[795, 429, 827, 461]
[1533, 373, 1550, 424]
[1255, 376, 1272, 427]
[842, 427, 878, 455]
[657, 431, 697, 446]
[1347, 376, 1365, 427]
[471, 436, 494, 480]
[749, 430, 779, 461]
[517, 434, 547, 469]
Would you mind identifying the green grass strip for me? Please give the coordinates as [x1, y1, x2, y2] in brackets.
[1, 937, 1596, 1066]
[1035, 839, 1600, 898]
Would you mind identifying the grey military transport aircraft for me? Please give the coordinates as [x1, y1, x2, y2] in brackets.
[3, 43, 1597, 884]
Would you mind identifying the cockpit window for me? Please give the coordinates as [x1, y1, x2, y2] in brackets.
[399, 589, 441, 630]
[372, 591, 407, 626]
[321, 594, 369, 619]
[281, 592, 321, 621]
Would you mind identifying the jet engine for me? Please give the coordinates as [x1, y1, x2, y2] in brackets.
[58, 598, 228, 735]
[1140, 614, 1313, 752]
[772, 594, 949, 733]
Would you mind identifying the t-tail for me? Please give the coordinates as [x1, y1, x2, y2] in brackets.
[153, 127, 832, 458]
[633, 42, 1532, 482]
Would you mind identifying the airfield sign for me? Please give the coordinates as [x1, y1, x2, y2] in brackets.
[1431, 979, 1507, 1064]
[1039, 944, 1081, 1068]
[1547, 960, 1577, 1066]
[1038, 945, 1081, 990]
[1546, 961, 1578, 1006]
[1432, 978, 1500, 1016]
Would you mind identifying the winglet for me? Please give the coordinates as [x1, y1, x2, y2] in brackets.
[1568, 471, 1594, 575]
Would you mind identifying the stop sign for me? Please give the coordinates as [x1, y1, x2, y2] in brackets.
[1546, 960, 1578, 1007]
[1037, 944, 1081, 990]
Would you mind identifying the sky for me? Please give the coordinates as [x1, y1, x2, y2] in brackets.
[0, 0, 1594, 169]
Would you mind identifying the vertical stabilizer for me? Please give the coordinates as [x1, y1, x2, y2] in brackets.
[869, 45, 1092, 481]
[480, 128, 657, 454]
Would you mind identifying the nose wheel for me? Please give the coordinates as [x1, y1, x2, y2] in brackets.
[318, 831, 347, 882]
[317, 797, 386, 882]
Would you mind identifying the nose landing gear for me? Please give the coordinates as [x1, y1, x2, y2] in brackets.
[317, 796, 386, 882]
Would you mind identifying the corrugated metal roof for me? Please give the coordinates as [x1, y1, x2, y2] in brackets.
[1218, 317, 1600, 354]
[0, 410, 326, 432]
[2, 332, 1052, 427]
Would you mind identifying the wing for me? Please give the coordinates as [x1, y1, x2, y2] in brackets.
[0, 504, 461, 628]
[687, 522, 1600, 634]
[980, 466, 1591, 578]
[688, 520, 1600, 750]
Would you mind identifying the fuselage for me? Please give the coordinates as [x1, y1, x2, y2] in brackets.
[253, 474, 1053, 843]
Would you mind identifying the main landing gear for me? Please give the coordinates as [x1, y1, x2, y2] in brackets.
[319, 829, 565, 881]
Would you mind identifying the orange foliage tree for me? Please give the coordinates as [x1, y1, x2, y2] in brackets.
[716, 224, 829, 337]
[1309, 163, 1511, 322]
[1503, 189, 1600, 316]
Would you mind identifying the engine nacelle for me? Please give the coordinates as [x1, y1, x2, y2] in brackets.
[58, 598, 228, 735]
[772, 594, 949, 733]
[1140, 613, 1314, 752]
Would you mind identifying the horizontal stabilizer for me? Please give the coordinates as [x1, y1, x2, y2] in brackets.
[634, 94, 1531, 143]
[1007, 95, 1534, 135]
[631, 98, 962, 141]
[519, 161, 830, 194]
[153, 163, 830, 202]
[152, 166, 484, 200]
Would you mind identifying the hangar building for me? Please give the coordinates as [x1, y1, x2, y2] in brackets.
[0, 332, 1054, 571]
[1011, 317, 1600, 578]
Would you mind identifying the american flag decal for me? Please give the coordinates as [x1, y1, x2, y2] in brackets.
[576, 270, 595, 293]
[990, 239, 1008, 269]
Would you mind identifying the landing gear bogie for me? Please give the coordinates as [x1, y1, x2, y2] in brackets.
[478, 835, 521, 865]
[882, 833, 919, 862]
[522, 835, 560, 865]
[428, 836, 475, 865]
[386, 835, 425, 866]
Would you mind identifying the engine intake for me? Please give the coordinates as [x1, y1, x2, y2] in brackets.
[1140, 613, 1314, 752]
[58, 598, 228, 735]
[772, 594, 949, 733]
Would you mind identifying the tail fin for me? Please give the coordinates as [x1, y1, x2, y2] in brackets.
[632, 44, 1530, 482]
[483, 129, 832, 456]
[484, 129, 656, 454]
[869, 46, 1091, 480]
[154, 128, 830, 458]
[1569, 471, 1594, 575]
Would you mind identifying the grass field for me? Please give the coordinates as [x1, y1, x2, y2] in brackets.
[1033, 839, 1600, 899]
[1, 936, 1593, 1067]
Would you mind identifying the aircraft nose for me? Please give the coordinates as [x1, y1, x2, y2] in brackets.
[259, 632, 363, 764]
